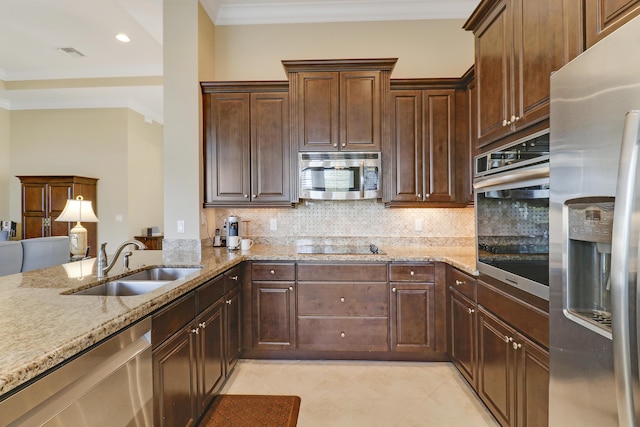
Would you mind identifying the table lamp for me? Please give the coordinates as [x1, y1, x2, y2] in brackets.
[55, 195, 99, 257]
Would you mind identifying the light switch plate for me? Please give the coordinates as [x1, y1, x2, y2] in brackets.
[177, 220, 185, 233]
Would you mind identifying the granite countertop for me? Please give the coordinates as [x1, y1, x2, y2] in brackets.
[0, 244, 476, 397]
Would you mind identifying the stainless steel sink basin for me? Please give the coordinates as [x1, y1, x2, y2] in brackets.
[69, 266, 203, 296]
[117, 267, 202, 281]
[72, 280, 172, 296]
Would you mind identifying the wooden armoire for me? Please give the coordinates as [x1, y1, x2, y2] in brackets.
[17, 176, 98, 257]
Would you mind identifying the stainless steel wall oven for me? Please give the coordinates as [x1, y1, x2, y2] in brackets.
[474, 131, 550, 300]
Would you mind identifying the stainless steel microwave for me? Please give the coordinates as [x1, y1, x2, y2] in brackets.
[299, 152, 382, 200]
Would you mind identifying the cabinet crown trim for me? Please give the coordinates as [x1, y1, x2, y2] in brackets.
[282, 58, 397, 73]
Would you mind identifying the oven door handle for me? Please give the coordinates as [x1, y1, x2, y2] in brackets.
[359, 161, 365, 198]
[473, 163, 549, 190]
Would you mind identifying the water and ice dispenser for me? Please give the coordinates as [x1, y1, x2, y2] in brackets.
[564, 198, 614, 335]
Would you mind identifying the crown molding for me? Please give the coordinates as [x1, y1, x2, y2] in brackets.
[205, 0, 479, 26]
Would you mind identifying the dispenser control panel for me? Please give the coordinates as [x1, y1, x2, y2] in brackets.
[567, 198, 614, 243]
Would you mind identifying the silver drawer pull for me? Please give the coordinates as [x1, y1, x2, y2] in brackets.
[289, 286, 294, 291]
[199, 322, 206, 329]
[392, 287, 397, 293]
[231, 275, 239, 281]
[340, 297, 345, 303]
[226, 300, 232, 305]
[468, 308, 475, 314]
[455, 280, 464, 285]
[340, 332, 346, 338]
[410, 270, 415, 276]
[270, 269, 275, 275]
[513, 342, 522, 350]
[192, 328, 199, 335]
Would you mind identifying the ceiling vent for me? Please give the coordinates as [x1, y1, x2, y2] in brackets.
[57, 47, 85, 58]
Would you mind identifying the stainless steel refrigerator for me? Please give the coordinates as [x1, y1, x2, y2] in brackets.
[549, 15, 640, 426]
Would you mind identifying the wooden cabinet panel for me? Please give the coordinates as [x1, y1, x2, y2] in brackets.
[585, 0, 640, 48]
[390, 283, 436, 352]
[224, 286, 242, 374]
[250, 92, 291, 202]
[424, 90, 456, 202]
[201, 82, 291, 207]
[516, 334, 549, 427]
[133, 235, 163, 250]
[389, 263, 435, 282]
[340, 71, 381, 150]
[297, 282, 388, 316]
[297, 317, 388, 351]
[153, 325, 198, 427]
[297, 262, 387, 282]
[296, 72, 340, 151]
[389, 90, 421, 202]
[450, 288, 477, 387]
[252, 281, 296, 350]
[196, 300, 224, 414]
[251, 262, 296, 281]
[18, 176, 98, 256]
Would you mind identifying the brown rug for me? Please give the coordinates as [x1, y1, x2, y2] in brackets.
[199, 394, 301, 427]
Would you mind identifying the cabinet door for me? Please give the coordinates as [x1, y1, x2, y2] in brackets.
[252, 281, 296, 350]
[21, 182, 48, 239]
[515, 334, 549, 427]
[225, 286, 242, 373]
[153, 326, 198, 427]
[477, 306, 516, 427]
[585, 0, 640, 48]
[390, 283, 436, 352]
[196, 301, 225, 414]
[250, 92, 291, 203]
[390, 90, 422, 202]
[423, 90, 456, 202]
[296, 72, 340, 151]
[512, 0, 566, 132]
[204, 92, 251, 203]
[340, 71, 381, 151]
[449, 288, 477, 388]
[475, 0, 512, 147]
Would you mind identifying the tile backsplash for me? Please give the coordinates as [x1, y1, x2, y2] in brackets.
[205, 200, 475, 247]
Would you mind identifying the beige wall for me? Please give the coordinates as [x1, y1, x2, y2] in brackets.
[0, 108, 9, 220]
[127, 110, 164, 239]
[9, 108, 162, 249]
[212, 19, 474, 81]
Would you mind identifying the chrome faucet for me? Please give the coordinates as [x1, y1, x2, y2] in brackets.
[97, 240, 147, 278]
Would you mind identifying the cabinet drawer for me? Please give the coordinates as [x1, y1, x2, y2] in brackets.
[389, 263, 435, 282]
[152, 292, 196, 347]
[297, 282, 388, 316]
[224, 265, 242, 293]
[196, 274, 225, 313]
[297, 263, 387, 282]
[251, 262, 296, 281]
[447, 268, 476, 301]
[297, 317, 389, 351]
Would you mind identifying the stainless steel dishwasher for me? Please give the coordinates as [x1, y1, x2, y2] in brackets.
[0, 317, 153, 426]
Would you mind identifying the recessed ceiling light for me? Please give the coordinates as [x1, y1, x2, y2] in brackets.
[115, 33, 131, 43]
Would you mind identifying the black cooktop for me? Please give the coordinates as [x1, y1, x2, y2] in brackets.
[297, 244, 384, 255]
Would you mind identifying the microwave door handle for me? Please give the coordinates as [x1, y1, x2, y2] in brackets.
[359, 161, 365, 198]
[611, 110, 640, 427]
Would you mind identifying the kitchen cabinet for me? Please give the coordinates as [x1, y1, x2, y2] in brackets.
[389, 263, 445, 353]
[201, 82, 292, 207]
[297, 262, 389, 352]
[387, 81, 471, 206]
[134, 235, 163, 250]
[464, 0, 572, 149]
[152, 269, 241, 427]
[447, 266, 478, 389]
[476, 278, 549, 427]
[17, 175, 98, 257]
[250, 262, 297, 351]
[283, 58, 397, 152]
[585, 0, 640, 48]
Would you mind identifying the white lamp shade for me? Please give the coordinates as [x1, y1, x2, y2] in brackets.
[56, 196, 99, 223]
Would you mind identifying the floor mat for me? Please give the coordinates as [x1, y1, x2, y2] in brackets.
[199, 394, 301, 427]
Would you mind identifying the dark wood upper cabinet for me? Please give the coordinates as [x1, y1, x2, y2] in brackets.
[201, 82, 292, 208]
[585, 0, 640, 48]
[386, 80, 471, 207]
[465, 0, 578, 149]
[283, 58, 396, 152]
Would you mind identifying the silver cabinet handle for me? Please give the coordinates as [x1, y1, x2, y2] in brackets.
[340, 297, 345, 303]
[468, 308, 475, 314]
[392, 287, 397, 293]
[410, 270, 415, 276]
[342, 143, 346, 147]
[252, 194, 256, 198]
[455, 280, 464, 286]
[340, 332, 346, 338]
[199, 322, 206, 329]
[270, 269, 275, 275]
[502, 119, 508, 126]
[191, 328, 199, 335]
[503, 335, 513, 343]
[226, 300, 232, 305]
[511, 115, 520, 122]
[243, 194, 248, 198]
[288, 286, 294, 291]
[231, 275, 239, 281]
[333, 143, 338, 148]
[512, 342, 522, 350]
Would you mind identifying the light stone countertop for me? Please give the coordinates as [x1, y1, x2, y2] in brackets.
[0, 244, 476, 398]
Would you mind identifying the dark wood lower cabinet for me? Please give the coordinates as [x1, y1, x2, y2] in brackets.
[224, 285, 242, 373]
[449, 288, 476, 386]
[477, 304, 549, 427]
[196, 300, 225, 415]
[252, 281, 296, 350]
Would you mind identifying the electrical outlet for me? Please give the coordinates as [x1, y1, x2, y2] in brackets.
[414, 218, 423, 231]
[177, 220, 185, 233]
[270, 218, 278, 231]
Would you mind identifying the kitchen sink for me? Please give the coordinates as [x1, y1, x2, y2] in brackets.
[69, 266, 202, 296]
[71, 280, 171, 296]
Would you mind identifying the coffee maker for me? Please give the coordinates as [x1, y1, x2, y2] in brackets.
[227, 216, 240, 250]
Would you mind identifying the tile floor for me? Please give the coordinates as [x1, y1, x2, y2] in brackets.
[220, 359, 500, 427]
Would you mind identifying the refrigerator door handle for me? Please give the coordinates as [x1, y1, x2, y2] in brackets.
[611, 110, 640, 427]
